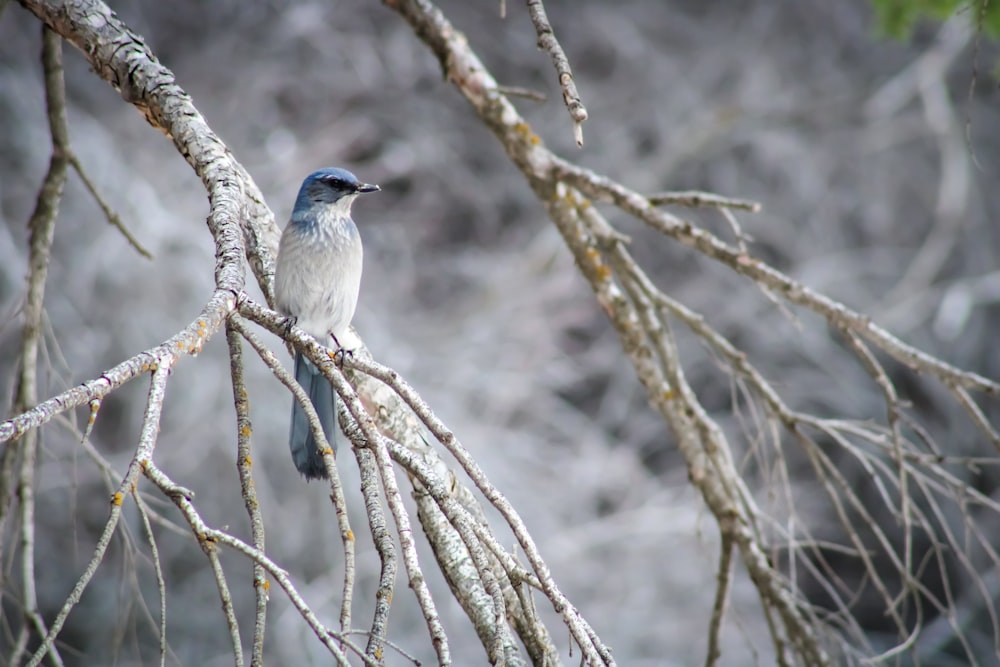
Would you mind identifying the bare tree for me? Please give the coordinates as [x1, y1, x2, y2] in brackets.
[2, 0, 998, 666]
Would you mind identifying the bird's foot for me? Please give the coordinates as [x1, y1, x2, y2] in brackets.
[330, 347, 354, 368]
[283, 315, 298, 337]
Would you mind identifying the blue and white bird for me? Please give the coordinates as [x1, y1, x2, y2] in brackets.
[273, 167, 379, 479]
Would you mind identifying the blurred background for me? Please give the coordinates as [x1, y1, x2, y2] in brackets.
[1, 0, 999, 665]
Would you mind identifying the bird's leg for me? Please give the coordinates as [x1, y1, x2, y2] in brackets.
[329, 332, 353, 368]
[281, 315, 299, 358]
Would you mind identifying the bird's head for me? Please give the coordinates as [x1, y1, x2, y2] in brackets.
[295, 167, 380, 209]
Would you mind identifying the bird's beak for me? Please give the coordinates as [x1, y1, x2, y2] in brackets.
[357, 183, 380, 194]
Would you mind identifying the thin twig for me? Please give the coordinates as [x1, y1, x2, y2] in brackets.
[233, 303, 447, 663]
[552, 157, 1000, 398]
[355, 445, 397, 662]
[0, 291, 236, 445]
[647, 189, 762, 212]
[495, 84, 546, 102]
[68, 153, 153, 259]
[225, 323, 268, 666]
[341, 343, 611, 664]
[950, 383, 1000, 453]
[133, 490, 168, 667]
[346, 629, 422, 665]
[238, 298, 537, 663]
[27, 358, 174, 667]
[228, 316, 359, 647]
[524, 0, 587, 145]
[11, 27, 73, 667]
[140, 461, 369, 667]
[346, 399, 452, 664]
[843, 331, 913, 584]
[201, 527, 244, 667]
[705, 529, 735, 667]
[385, 436, 521, 663]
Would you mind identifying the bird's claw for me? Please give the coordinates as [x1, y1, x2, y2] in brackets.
[331, 347, 354, 368]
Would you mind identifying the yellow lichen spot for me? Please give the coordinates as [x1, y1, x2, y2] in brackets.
[346, 529, 355, 543]
[579, 198, 592, 209]
[662, 389, 676, 401]
[243, 454, 253, 466]
[140, 460, 149, 471]
[375, 648, 383, 660]
[514, 120, 531, 136]
[240, 425, 252, 437]
[260, 579, 270, 593]
[529, 132, 541, 145]
[111, 492, 123, 506]
[594, 264, 612, 282]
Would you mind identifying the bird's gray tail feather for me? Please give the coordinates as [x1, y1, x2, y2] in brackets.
[289, 352, 337, 480]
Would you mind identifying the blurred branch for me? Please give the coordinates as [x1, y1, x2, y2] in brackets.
[868, 19, 972, 320]
[67, 153, 153, 259]
[495, 84, 547, 102]
[705, 529, 734, 667]
[648, 189, 762, 212]
[15, 0, 278, 300]
[384, 0, 1000, 664]
[3, 25, 71, 667]
[551, 158, 999, 397]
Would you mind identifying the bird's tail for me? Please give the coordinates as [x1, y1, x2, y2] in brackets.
[289, 352, 337, 480]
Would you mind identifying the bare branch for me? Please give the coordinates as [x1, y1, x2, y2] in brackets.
[705, 529, 735, 667]
[203, 531, 245, 667]
[5, 26, 72, 667]
[67, 153, 153, 259]
[139, 461, 369, 667]
[495, 84, 547, 102]
[562, 161, 999, 398]
[26, 359, 173, 667]
[524, 0, 588, 145]
[224, 325, 268, 666]
[648, 190, 763, 212]
[227, 314, 359, 653]
[0, 291, 236, 445]
[133, 490, 168, 667]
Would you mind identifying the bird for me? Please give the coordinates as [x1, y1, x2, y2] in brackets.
[273, 167, 379, 479]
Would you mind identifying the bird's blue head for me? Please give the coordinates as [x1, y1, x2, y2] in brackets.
[294, 167, 380, 211]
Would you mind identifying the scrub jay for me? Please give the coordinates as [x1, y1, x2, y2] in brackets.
[273, 167, 379, 479]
